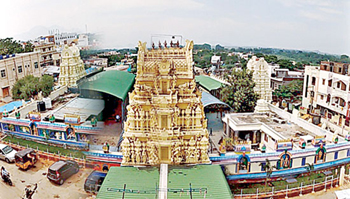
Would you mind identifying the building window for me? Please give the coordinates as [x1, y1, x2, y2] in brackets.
[1, 69, 6, 78]
[261, 163, 266, 171]
[328, 79, 332, 87]
[334, 151, 338, 160]
[18, 65, 22, 73]
[301, 157, 306, 166]
[320, 95, 324, 100]
[34, 62, 38, 68]
[337, 82, 340, 88]
[311, 77, 316, 85]
[348, 149, 350, 157]
[322, 79, 325, 85]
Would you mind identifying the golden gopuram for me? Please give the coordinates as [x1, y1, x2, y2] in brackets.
[121, 40, 210, 166]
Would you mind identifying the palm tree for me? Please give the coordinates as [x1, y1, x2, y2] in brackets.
[305, 163, 314, 175]
[259, 159, 276, 188]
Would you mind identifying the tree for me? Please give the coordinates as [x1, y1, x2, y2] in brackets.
[305, 163, 314, 176]
[259, 159, 276, 188]
[273, 80, 303, 101]
[0, 38, 33, 55]
[12, 75, 54, 100]
[220, 69, 259, 112]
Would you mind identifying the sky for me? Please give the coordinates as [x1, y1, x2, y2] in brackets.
[1, 0, 349, 55]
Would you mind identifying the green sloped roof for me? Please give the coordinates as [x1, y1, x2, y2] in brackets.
[79, 70, 135, 101]
[195, 75, 223, 91]
[96, 167, 159, 199]
[168, 165, 232, 199]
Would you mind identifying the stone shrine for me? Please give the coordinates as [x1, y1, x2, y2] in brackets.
[121, 40, 210, 166]
[58, 44, 86, 87]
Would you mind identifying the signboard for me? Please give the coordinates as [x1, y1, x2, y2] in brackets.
[275, 139, 293, 151]
[29, 112, 41, 122]
[312, 135, 326, 146]
[64, 114, 81, 125]
[234, 144, 251, 154]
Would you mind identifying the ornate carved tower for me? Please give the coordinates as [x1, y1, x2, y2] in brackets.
[58, 44, 86, 87]
[121, 40, 210, 166]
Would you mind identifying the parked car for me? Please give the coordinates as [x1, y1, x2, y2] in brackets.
[47, 160, 79, 185]
[0, 144, 17, 163]
[84, 170, 107, 193]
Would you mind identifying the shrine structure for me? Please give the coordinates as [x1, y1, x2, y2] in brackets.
[247, 56, 272, 113]
[58, 44, 86, 87]
[121, 40, 210, 166]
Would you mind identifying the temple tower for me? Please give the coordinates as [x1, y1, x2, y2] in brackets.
[58, 44, 86, 87]
[121, 40, 210, 166]
[247, 56, 272, 103]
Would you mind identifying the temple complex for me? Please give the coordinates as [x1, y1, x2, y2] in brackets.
[58, 44, 86, 87]
[121, 40, 210, 166]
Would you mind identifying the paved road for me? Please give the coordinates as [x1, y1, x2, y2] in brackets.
[0, 158, 94, 199]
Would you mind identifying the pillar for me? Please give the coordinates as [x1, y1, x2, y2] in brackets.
[234, 131, 239, 143]
[226, 116, 230, 136]
[340, 165, 345, 186]
[253, 130, 257, 144]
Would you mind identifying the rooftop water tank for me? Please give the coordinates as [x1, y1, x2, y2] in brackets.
[43, 97, 52, 109]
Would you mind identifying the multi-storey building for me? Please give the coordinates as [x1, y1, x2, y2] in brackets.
[302, 61, 350, 135]
[270, 68, 304, 91]
[54, 32, 78, 47]
[33, 42, 61, 67]
[0, 52, 42, 100]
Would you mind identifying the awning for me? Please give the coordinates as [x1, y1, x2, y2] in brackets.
[0, 101, 24, 113]
[78, 70, 135, 101]
[195, 75, 223, 91]
[201, 91, 232, 109]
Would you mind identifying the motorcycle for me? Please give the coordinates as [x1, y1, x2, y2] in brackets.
[1, 172, 13, 186]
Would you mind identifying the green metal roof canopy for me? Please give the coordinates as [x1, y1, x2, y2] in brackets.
[195, 75, 223, 91]
[79, 70, 135, 101]
[97, 167, 159, 199]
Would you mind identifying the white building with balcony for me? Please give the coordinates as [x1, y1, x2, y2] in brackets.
[302, 61, 350, 135]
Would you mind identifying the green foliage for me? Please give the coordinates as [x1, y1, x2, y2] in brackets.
[273, 80, 303, 100]
[277, 59, 294, 70]
[80, 49, 103, 59]
[193, 43, 211, 50]
[242, 47, 350, 64]
[12, 75, 54, 100]
[220, 69, 259, 112]
[193, 49, 213, 68]
[0, 37, 33, 55]
[215, 44, 224, 51]
[4, 136, 85, 159]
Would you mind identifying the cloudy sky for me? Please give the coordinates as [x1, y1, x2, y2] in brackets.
[1, 0, 349, 55]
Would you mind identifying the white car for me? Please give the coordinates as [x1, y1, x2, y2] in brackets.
[0, 144, 17, 163]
